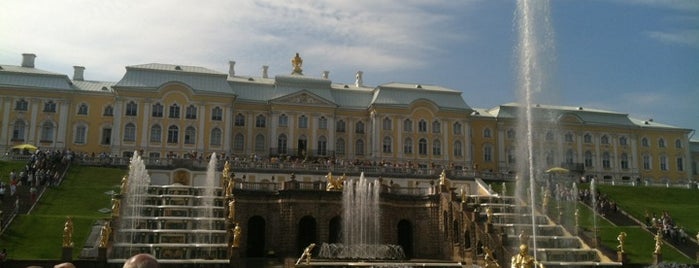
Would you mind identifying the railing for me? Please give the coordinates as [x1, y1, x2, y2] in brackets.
[232, 180, 430, 197]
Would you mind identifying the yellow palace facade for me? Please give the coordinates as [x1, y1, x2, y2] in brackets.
[0, 53, 696, 183]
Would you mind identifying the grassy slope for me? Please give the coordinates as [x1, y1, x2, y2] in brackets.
[0, 164, 123, 259]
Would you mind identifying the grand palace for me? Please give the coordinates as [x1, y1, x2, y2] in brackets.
[1, 53, 697, 184]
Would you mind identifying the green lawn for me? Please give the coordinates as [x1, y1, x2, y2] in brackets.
[0, 163, 123, 259]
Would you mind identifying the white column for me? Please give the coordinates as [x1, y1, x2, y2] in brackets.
[140, 101, 151, 148]
[197, 104, 206, 151]
[56, 100, 70, 148]
[28, 99, 40, 144]
[223, 105, 233, 153]
[112, 99, 123, 148]
[370, 111, 378, 159]
[0, 98, 11, 146]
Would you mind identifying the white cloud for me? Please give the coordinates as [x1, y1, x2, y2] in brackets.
[0, 0, 475, 82]
[646, 30, 699, 48]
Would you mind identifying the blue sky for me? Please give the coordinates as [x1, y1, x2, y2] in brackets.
[1, 0, 697, 135]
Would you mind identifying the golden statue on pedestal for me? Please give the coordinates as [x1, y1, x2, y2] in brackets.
[111, 197, 121, 218]
[616, 231, 627, 253]
[486, 207, 494, 224]
[228, 198, 236, 220]
[326, 172, 346, 191]
[232, 223, 242, 248]
[62, 216, 74, 247]
[653, 230, 663, 255]
[120, 175, 128, 194]
[439, 169, 447, 185]
[483, 245, 500, 268]
[511, 244, 535, 268]
[99, 222, 111, 248]
[291, 53, 303, 75]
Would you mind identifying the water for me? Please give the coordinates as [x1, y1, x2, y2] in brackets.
[317, 172, 406, 260]
[200, 153, 218, 252]
[118, 152, 151, 249]
[515, 0, 555, 260]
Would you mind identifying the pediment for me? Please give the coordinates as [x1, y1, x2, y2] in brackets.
[271, 90, 336, 107]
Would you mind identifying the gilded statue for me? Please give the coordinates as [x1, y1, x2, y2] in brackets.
[326, 172, 346, 191]
[232, 223, 242, 248]
[120, 175, 128, 194]
[111, 197, 121, 218]
[228, 198, 236, 220]
[99, 222, 111, 248]
[439, 169, 447, 185]
[653, 230, 663, 254]
[486, 207, 494, 224]
[483, 245, 500, 268]
[616, 231, 627, 253]
[301, 243, 316, 265]
[62, 216, 74, 247]
[511, 244, 535, 268]
[291, 53, 303, 74]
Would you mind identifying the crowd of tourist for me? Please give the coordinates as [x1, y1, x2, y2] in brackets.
[644, 210, 691, 245]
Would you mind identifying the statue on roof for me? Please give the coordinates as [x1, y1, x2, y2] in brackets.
[291, 53, 303, 75]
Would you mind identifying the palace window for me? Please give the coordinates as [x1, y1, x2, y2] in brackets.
[403, 119, 413, 132]
[355, 121, 364, 134]
[418, 138, 427, 155]
[643, 155, 651, 170]
[210, 128, 222, 146]
[234, 134, 244, 151]
[584, 133, 592, 143]
[641, 137, 649, 147]
[74, 125, 87, 144]
[211, 107, 223, 121]
[298, 115, 308, 128]
[619, 136, 628, 146]
[355, 139, 365, 156]
[677, 157, 684, 171]
[432, 120, 441, 133]
[104, 105, 114, 116]
[453, 122, 462, 135]
[336, 138, 345, 155]
[383, 136, 392, 153]
[184, 126, 196, 144]
[77, 104, 88, 115]
[150, 125, 162, 143]
[566, 149, 574, 164]
[278, 114, 288, 127]
[44, 100, 57, 113]
[12, 120, 26, 141]
[675, 139, 682, 149]
[584, 151, 593, 167]
[602, 152, 611, 168]
[318, 116, 327, 129]
[383, 117, 392, 130]
[564, 132, 574, 142]
[15, 99, 28, 111]
[123, 123, 136, 142]
[235, 113, 245, 126]
[454, 141, 463, 157]
[317, 136, 327, 156]
[41, 121, 54, 142]
[169, 104, 180, 118]
[484, 128, 492, 138]
[432, 140, 441, 155]
[336, 120, 345, 132]
[255, 134, 265, 152]
[418, 120, 427, 133]
[256, 115, 266, 128]
[621, 153, 629, 169]
[484, 145, 492, 162]
[404, 138, 413, 154]
[167, 125, 179, 143]
[185, 105, 197, 119]
[601, 135, 609, 144]
[660, 156, 668, 171]
[658, 138, 666, 148]
[152, 103, 163, 117]
[125, 101, 137, 116]
[278, 134, 288, 154]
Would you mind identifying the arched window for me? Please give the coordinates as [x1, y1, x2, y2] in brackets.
[641, 137, 649, 147]
[234, 133, 244, 151]
[566, 149, 574, 164]
[125, 101, 137, 116]
[336, 138, 345, 155]
[169, 104, 180, 118]
[298, 115, 308, 128]
[256, 114, 266, 128]
[336, 120, 345, 132]
[484, 145, 492, 162]
[255, 134, 265, 152]
[355, 139, 364, 155]
[418, 138, 427, 155]
[418, 120, 427, 133]
[432, 120, 441, 133]
[383, 136, 392, 153]
[403, 119, 413, 132]
[584, 151, 593, 167]
[675, 139, 682, 149]
[620, 153, 629, 169]
[167, 125, 179, 143]
[659, 156, 668, 170]
[44, 100, 57, 113]
[432, 140, 441, 155]
[123, 123, 136, 142]
[278, 134, 288, 154]
[619, 136, 628, 146]
[584, 133, 592, 143]
[150, 125, 162, 143]
[210, 128, 222, 146]
[404, 138, 413, 154]
[453, 122, 462, 135]
[483, 128, 491, 138]
[317, 136, 327, 156]
[602, 152, 611, 168]
[15, 99, 28, 111]
[278, 114, 288, 127]
[211, 106, 223, 121]
[152, 103, 164, 117]
[74, 125, 87, 144]
[658, 138, 666, 148]
[564, 132, 574, 142]
[601, 135, 610, 144]
[103, 105, 114, 116]
[77, 103, 88, 115]
[355, 121, 365, 134]
[40, 122, 54, 142]
[12, 120, 26, 141]
[643, 155, 651, 170]
[383, 117, 392, 130]
[235, 113, 245, 126]
[453, 141, 462, 157]
[184, 126, 196, 144]
[318, 116, 327, 129]
[185, 105, 197, 119]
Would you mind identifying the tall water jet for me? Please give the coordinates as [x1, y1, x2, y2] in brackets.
[199, 153, 218, 250]
[514, 0, 555, 260]
[118, 152, 151, 250]
[317, 173, 405, 260]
